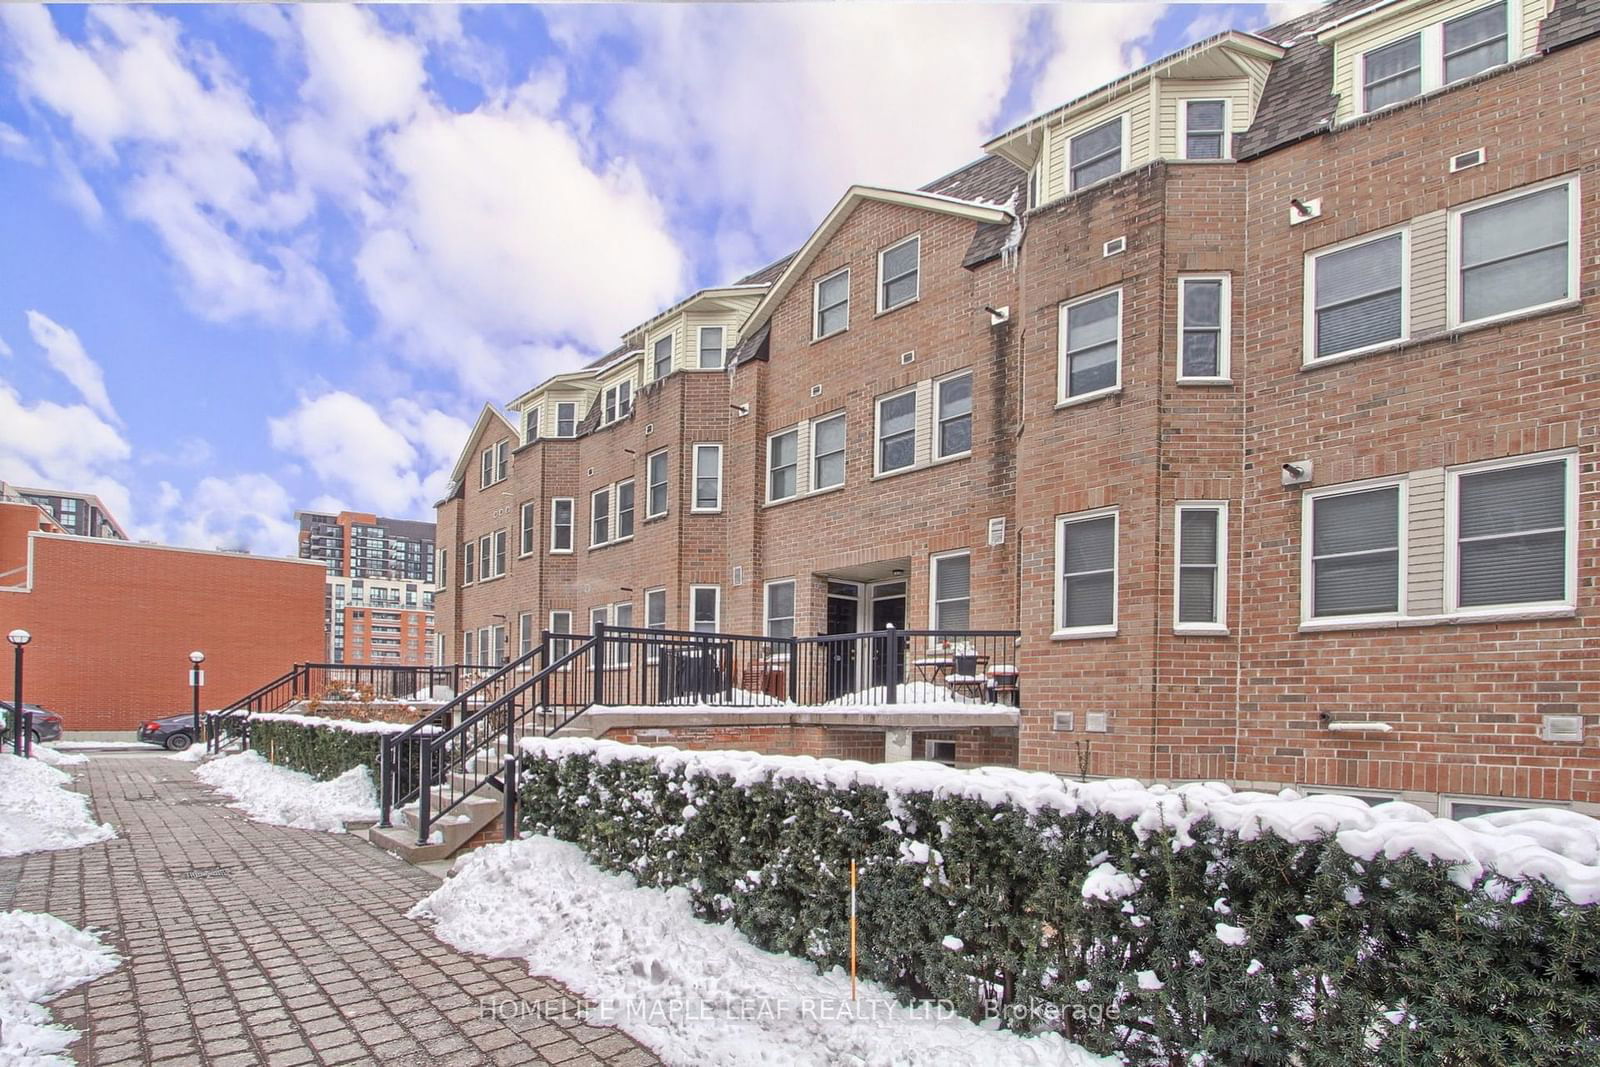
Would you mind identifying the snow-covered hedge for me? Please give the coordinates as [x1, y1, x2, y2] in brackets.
[517, 738, 1600, 1066]
[247, 713, 431, 796]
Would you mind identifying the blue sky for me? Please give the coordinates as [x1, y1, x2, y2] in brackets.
[0, 3, 1308, 556]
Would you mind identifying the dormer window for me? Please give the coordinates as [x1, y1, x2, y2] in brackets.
[1069, 117, 1124, 191]
[1181, 100, 1228, 160]
[1359, 2, 1510, 114]
[877, 235, 920, 312]
[523, 405, 541, 444]
[555, 401, 577, 438]
[652, 335, 673, 380]
[1363, 34, 1422, 111]
[601, 381, 633, 426]
[697, 326, 725, 369]
[1443, 3, 1508, 84]
[815, 268, 850, 339]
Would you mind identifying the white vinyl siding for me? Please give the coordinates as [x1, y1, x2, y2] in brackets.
[768, 429, 799, 502]
[550, 498, 574, 554]
[1174, 503, 1227, 632]
[935, 372, 973, 460]
[1178, 276, 1230, 381]
[1447, 454, 1575, 613]
[690, 585, 720, 633]
[814, 268, 850, 339]
[875, 389, 917, 474]
[1055, 509, 1118, 637]
[877, 235, 920, 312]
[519, 501, 536, 557]
[1343, 0, 1525, 120]
[692, 444, 723, 513]
[1306, 229, 1408, 362]
[929, 551, 971, 631]
[1450, 178, 1578, 328]
[646, 449, 669, 518]
[1069, 116, 1125, 190]
[811, 413, 846, 491]
[764, 579, 796, 640]
[1058, 289, 1122, 403]
[1305, 482, 1405, 621]
[697, 326, 725, 370]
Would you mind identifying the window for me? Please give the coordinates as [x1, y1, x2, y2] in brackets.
[647, 449, 669, 518]
[555, 402, 577, 438]
[524, 406, 541, 444]
[1453, 180, 1576, 327]
[463, 541, 475, 584]
[590, 607, 608, 646]
[768, 429, 799, 502]
[518, 612, 534, 657]
[691, 585, 720, 633]
[616, 480, 635, 540]
[693, 444, 722, 512]
[814, 268, 850, 339]
[698, 326, 725, 370]
[601, 381, 633, 426]
[1059, 289, 1122, 401]
[519, 502, 536, 556]
[1449, 455, 1573, 612]
[644, 588, 667, 663]
[437, 549, 447, 589]
[876, 390, 917, 474]
[1307, 231, 1406, 361]
[1178, 276, 1230, 381]
[930, 552, 971, 631]
[462, 631, 475, 666]
[1181, 99, 1227, 159]
[878, 235, 920, 312]
[612, 603, 634, 666]
[1363, 33, 1422, 111]
[591, 487, 611, 547]
[764, 580, 796, 640]
[549, 611, 572, 660]
[550, 498, 574, 553]
[1055, 510, 1118, 635]
[1443, 3, 1509, 84]
[935, 373, 972, 460]
[491, 531, 506, 578]
[479, 447, 494, 489]
[478, 628, 491, 667]
[1175, 503, 1227, 631]
[811, 413, 846, 491]
[1069, 116, 1123, 191]
[1306, 483, 1403, 620]
[652, 335, 673, 380]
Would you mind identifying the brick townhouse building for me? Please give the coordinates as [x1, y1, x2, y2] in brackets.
[436, 0, 1600, 816]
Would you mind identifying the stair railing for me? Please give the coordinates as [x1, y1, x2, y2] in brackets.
[205, 664, 310, 753]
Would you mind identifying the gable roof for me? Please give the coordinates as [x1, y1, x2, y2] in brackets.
[441, 403, 519, 502]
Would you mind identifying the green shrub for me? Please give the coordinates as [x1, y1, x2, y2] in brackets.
[247, 714, 432, 798]
[517, 740, 1600, 1066]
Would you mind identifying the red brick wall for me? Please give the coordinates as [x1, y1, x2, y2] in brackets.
[0, 532, 325, 731]
[600, 722, 1016, 766]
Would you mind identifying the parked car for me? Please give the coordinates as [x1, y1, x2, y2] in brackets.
[0, 701, 65, 744]
[137, 713, 200, 751]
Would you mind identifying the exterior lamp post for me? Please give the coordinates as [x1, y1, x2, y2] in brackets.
[189, 651, 206, 736]
[8, 629, 30, 756]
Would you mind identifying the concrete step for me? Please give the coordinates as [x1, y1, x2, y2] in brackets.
[371, 791, 502, 865]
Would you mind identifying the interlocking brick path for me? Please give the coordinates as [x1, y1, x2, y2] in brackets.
[0, 755, 661, 1066]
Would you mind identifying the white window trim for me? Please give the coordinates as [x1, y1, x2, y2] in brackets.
[766, 427, 800, 504]
[462, 541, 475, 585]
[1173, 502, 1229, 634]
[1353, 1, 1519, 120]
[1175, 97, 1232, 161]
[1302, 225, 1411, 367]
[599, 380, 633, 427]
[1053, 507, 1120, 639]
[590, 486, 612, 548]
[548, 610, 574, 668]
[1056, 287, 1124, 407]
[876, 234, 921, 314]
[695, 325, 726, 370]
[1176, 275, 1233, 383]
[550, 497, 574, 554]
[1443, 449, 1577, 617]
[810, 411, 847, 493]
[554, 401, 577, 438]
[813, 266, 850, 340]
[1067, 113, 1130, 193]
[689, 584, 721, 632]
[1300, 476, 1410, 626]
[614, 478, 636, 543]
[873, 386, 919, 477]
[479, 447, 494, 489]
[927, 550, 972, 631]
[645, 448, 669, 519]
[933, 370, 974, 462]
[763, 578, 797, 642]
[644, 587, 667, 663]
[650, 333, 674, 381]
[518, 501, 536, 558]
[692, 443, 723, 513]
[1446, 174, 1581, 331]
[1444, 795, 1550, 820]
[524, 405, 541, 445]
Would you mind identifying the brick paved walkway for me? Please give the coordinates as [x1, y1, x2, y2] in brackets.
[0, 754, 660, 1066]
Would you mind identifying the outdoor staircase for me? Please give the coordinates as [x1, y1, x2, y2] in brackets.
[367, 750, 509, 863]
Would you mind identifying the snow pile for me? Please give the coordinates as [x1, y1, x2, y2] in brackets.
[522, 738, 1600, 905]
[193, 751, 378, 833]
[246, 711, 427, 735]
[167, 745, 209, 764]
[0, 910, 120, 1065]
[413, 836, 1117, 1067]
[0, 755, 115, 858]
[30, 746, 88, 768]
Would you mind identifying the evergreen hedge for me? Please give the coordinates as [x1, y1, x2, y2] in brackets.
[517, 741, 1600, 1066]
[248, 715, 433, 798]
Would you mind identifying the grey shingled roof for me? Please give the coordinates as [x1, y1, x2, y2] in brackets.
[1233, 0, 1376, 160]
[1539, 0, 1600, 51]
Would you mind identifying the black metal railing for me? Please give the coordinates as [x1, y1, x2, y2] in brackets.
[206, 662, 463, 753]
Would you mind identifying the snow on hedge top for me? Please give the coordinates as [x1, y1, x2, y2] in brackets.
[520, 737, 1600, 905]
[247, 711, 434, 735]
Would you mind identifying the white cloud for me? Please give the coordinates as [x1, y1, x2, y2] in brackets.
[0, 334, 11, 357]
[154, 473, 300, 556]
[0, 120, 38, 163]
[1028, 5, 1170, 118]
[23, 311, 120, 424]
[0, 376, 133, 523]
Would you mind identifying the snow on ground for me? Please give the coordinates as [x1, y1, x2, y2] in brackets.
[167, 746, 209, 764]
[412, 836, 1118, 1067]
[0, 755, 115, 859]
[50, 741, 141, 750]
[30, 746, 88, 768]
[193, 751, 378, 833]
[0, 910, 119, 1066]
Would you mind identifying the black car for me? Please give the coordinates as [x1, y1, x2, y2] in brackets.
[0, 701, 65, 744]
[137, 713, 200, 751]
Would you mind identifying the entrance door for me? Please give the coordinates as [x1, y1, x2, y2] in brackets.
[868, 581, 907, 690]
[823, 582, 859, 700]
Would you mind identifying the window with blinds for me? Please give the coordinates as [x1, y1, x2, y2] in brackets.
[1363, 33, 1422, 111]
[936, 373, 972, 459]
[1309, 485, 1401, 618]
[693, 444, 722, 512]
[1183, 100, 1227, 159]
[1309, 232, 1405, 360]
[698, 326, 725, 370]
[1175, 504, 1225, 629]
[647, 449, 669, 518]
[878, 236, 920, 312]
[1069, 117, 1123, 190]
[1453, 457, 1570, 609]
[877, 390, 917, 473]
[1060, 289, 1121, 400]
[590, 487, 610, 547]
[1444, 3, 1509, 84]
[1456, 182, 1572, 326]
[652, 335, 673, 380]
[616, 480, 635, 540]
[812, 413, 846, 490]
[768, 429, 799, 502]
[550, 498, 573, 553]
[931, 552, 971, 631]
[691, 586, 720, 632]
[1057, 511, 1117, 632]
[815, 268, 850, 339]
[1179, 277, 1228, 380]
[765, 580, 796, 640]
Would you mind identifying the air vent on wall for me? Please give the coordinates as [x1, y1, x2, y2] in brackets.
[732, 565, 744, 587]
[644, 423, 654, 435]
[1085, 712, 1109, 733]
[586, 467, 595, 477]
[1102, 236, 1126, 257]
[810, 384, 823, 398]
[1450, 147, 1485, 172]
[1052, 712, 1074, 732]
[1541, 714, 1584, 743]
[987, 517, 1006, 546]
[900, 351, 916, 365]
